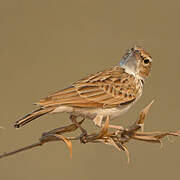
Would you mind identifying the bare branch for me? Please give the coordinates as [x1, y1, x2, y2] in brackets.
[0, 100, 180, 162]
[0, 142, 42, 159]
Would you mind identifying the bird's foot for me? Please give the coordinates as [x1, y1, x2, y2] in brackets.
[80, 131, 88, 144]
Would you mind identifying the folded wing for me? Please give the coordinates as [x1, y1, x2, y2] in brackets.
[36, 66, 140, 108]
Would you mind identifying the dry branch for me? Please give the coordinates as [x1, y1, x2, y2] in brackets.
[0, 100, 180, 162]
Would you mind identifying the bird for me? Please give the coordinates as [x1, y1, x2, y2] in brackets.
[14, 45, 153, 142]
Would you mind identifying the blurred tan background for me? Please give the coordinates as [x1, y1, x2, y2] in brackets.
[0, 0, 180, 179]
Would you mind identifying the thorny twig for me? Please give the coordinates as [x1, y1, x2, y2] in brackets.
[0, 100, 180, 163]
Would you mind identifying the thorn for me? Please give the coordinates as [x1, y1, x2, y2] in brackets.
[142, 99, 155, 115]
[123, 145, 130, 164]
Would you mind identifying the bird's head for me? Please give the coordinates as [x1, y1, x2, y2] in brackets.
[119, 45, 153, 79]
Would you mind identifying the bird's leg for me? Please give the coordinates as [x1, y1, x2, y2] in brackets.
[93, 115, 103, 128]
[70, 115, 87, 144]
[93, 115, 124, 131]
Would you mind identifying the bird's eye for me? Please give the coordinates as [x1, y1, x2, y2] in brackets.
[144, 59, 150, 64]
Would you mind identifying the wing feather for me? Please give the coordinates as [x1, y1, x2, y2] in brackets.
[36, 66, 141, 108]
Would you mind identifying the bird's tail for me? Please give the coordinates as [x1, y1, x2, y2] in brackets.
[14, 107, 55, 128]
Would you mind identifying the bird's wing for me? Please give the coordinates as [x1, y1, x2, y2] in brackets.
[36, 66, 140, 108]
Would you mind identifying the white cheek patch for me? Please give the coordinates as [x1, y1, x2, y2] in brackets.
[119, 54, 137, 77]
[124, 66, 136, 76]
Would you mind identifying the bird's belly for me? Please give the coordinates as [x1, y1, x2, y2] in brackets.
[75, 105, 132, 119]
[52, 104, 132, 120]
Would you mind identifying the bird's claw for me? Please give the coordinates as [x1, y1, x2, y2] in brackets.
[80, 131, 88, 144]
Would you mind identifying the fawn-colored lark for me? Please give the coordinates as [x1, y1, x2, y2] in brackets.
[15, 45, 153, 142]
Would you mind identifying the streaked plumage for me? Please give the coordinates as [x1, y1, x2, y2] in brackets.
[14, 45, 153, 128]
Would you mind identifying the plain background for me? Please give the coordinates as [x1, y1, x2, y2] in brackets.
[0, 0, 180, 179]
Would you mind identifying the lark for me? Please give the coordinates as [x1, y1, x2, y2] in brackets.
[14, 45, 152, 142]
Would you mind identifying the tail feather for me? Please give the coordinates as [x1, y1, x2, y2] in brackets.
[14, 107, 54, 128]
